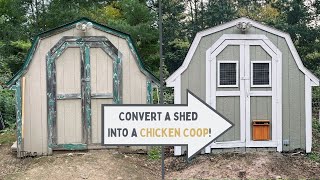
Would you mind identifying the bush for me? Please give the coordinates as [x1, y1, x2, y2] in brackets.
[148, 146, 161, 160]
[0, 89, 15, 129]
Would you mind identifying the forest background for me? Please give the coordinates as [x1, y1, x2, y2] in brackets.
[0, 0, 319, 129]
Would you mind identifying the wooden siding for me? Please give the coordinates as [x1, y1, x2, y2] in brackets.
[57, 100, 82, 144]
[91, 99, 112, 144]
[21, 27, 147, 155]
[90, 48, 113, 95]
[90, 48, 113, 144]
[250, 45, 272, 91]
[180, 26, 306, 151]
[216, 45, 240, 91]
[250, 97, 272, 140]
[216, 97, 241, 142]
[56, 48, 81, 94]
[56, 48, 82, 144]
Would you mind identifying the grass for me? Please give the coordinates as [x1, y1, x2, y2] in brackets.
[0, 129, 16, 145]
[308, 119, 320, 162]
[148, 146, 161, 160]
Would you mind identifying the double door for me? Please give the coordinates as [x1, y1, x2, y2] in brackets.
[55, 47, 113, 148]
[208, 39, 281, 150]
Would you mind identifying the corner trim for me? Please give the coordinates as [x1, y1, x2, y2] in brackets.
[305, 76, 312, 153]
[14, 79, 23, 157]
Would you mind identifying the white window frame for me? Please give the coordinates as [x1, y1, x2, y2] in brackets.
[251, 61, 272, 88]
[217, 61, 239, 88]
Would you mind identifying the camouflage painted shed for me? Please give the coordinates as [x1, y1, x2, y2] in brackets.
[166, 17, 319, 155]
[7, 18, 158, 157]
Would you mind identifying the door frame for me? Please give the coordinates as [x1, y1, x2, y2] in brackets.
[205, 34, 282, 152]
[46, 36, 122, 154]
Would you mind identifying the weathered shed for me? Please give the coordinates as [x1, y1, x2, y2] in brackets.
[7, 18, 158, 157]
[166, 17, 319, 155]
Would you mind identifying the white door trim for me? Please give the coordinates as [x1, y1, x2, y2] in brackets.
[166, 18, 319, 86]
[205, 35, 282, 152]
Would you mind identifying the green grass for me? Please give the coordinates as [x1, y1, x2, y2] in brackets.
[308, 119, 320, 162]
[148, 146, 161, 160]
[308, 152, 320, 162]
[0, 129, 16, 145]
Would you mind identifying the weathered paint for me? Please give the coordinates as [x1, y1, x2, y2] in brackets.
[14, 80, 23, 157]
[47, 36, 121, 152]
[91, 93, 113, 99]
[51, 143, 87, 150]
[113, 56, 122, 104]
[147, 80, 152, 104]
[9, 21, 157, 155]
[56, 94, 81, 100]
[6, 18, 159, 88]
[84, 45, 92, 144]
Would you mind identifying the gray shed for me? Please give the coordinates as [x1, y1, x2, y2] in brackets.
[7, 18, 158, 157]
[166, 17, 319, 155]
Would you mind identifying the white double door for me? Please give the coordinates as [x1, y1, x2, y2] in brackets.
[208, 39, 282, 151]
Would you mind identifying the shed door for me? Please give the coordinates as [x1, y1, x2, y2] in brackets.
[56, 48, 83, 145]
[90, 48, 113, 144]
[48, 36, 122, 153]
[209, 39, 281, 150]
[55, 48, 115, 147]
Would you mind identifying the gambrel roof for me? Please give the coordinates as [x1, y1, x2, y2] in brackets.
[166, 17, 319, 87]
[6, 17, 159, 87]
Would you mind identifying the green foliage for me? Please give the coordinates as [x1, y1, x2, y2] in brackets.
[0, 89, 15, 129]
[0, 0, 319, 113]
[0, 129, 15, 144]
[308, 152, 320, 162]
[311, 119, 320, 160]
[10, 40, 31, 52]
[307, 119, 320, 162]
[148, 146, 161, 160]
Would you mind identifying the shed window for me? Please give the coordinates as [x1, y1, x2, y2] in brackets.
[218, 61, 238, 87]
[251, 62, 271, 87]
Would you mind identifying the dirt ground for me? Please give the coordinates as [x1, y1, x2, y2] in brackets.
[165, 151, 320, 179]
[0, 145, 161, 180]
[1, 145, 320, 179]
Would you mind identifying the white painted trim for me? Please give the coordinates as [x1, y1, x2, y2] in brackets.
[240, 44, 246, 143]
[250, 61, 272, 88]
[246, 141, 278, 147]
[173, 75, 181, 104]
[211, 141, 278, 148]
[206, 38, 282, 151]
[305, 76, 312, 153]
[166, 17, 319, 86]
[244, 42, 251, 148]
[249, 91, 272, 96]
[217, 61, 239, 88]
[216, 91, 240, 96]
[173, 75, 182, 156]
[211, 142, 245, 148]
[275, 49, 283, 152]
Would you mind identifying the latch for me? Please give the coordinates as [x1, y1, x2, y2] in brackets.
[241, 76, 249, 80]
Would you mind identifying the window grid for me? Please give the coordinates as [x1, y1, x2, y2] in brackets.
[218, 61, 238, 87]
[251, 61, 271, 87]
